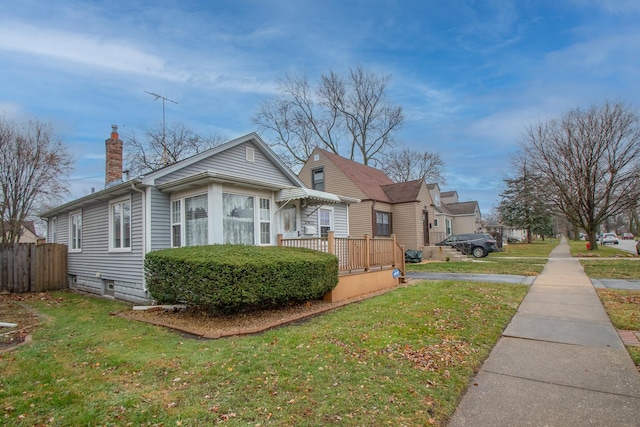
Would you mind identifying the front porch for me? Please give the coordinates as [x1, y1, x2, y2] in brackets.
[277, 232, 405, 302]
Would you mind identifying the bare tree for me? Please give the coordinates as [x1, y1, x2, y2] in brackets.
[125, 122, 225, 176]
[253, 67, 404, 169]
[522, 101, 640, 250]
[0, 118, 73, 243]
[381, 148, 445, 184]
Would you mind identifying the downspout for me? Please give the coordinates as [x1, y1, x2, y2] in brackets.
[131, 182, 147, 291]
[371, 200, 376, 237]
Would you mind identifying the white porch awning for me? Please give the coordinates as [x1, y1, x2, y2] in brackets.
[276, 188, 359, 205]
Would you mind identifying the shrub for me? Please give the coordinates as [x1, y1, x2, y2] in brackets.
[144, 245, 339, 312]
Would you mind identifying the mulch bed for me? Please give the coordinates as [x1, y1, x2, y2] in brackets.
[118, 287, 397, 339]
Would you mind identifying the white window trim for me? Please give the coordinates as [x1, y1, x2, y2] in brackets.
[69, 210, 82, 253]
[319, 206, 334, 237]
[258, 197, 272, 245]
[171, 199, 182, 248]
[50, 216, 57, 243]
[172, 190, 209, 247]
[109, 197, 132, 252]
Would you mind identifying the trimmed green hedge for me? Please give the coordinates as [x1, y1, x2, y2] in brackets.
[144, 245, 339, 312]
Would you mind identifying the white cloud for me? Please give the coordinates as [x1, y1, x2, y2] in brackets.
[0, 22, 187, 82]
[0, 102, 25, 120]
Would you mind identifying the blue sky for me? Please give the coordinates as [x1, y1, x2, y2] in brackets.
[2, 0, 639, 215]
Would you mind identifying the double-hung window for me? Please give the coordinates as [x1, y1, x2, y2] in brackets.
[319, 208, 332, 237]
[171, 200, 181, 247]
[259, 198, 271, 244]
[69, 211, 82, 252]
[312, 168, 324, 191]
[50, 217, 57, 243]
[110, 199, 131, 251]
[375, 211, 391, 237]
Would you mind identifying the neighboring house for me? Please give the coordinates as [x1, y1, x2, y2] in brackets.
[484, 222, 527, 243]
[2, 221, 41, 243]
[40, 127, 357, 303]
[298, 148, 436, 251]
[428, 186, 482, 242]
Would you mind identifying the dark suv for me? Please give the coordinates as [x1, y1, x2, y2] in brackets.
[436, 233, 499, 258]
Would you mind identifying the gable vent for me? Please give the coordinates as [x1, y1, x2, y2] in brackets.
[246, 147, 255, 162]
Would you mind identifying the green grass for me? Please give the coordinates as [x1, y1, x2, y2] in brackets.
[568, 240, 638, 258]
[596, 289, 640, 366]
[0, 284, 527, 426]
[491, 239, 557, 258]
[406, 239, 555, 276]
[580, 259, 640, 279]
[406, 258, 546, 276]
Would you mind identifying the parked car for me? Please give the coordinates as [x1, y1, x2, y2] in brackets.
[637, 240, 640, 255]
[599, 232, 619, 245]
[436, 233, 499, 258]
[622, 232, 634, 240]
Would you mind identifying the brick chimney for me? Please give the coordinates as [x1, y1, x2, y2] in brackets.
[105, 124, 123, 187]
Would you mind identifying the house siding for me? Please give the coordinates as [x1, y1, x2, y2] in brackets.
[392, 203, 420, 250]
[66, 191, 147, 303]
[299, 151, 369, 200]
[348, 201, 374, 237]
[300, 204, 349, 238]
[149, 186, 171, 251]
[155, 142, 295, 188]
[453, 213, 480, 234]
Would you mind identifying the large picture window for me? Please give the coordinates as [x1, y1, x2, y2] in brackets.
[110, 199, 131, 250]
[223, 193, 254, 244]
[375, 211, 391, 237]
[185, 194, 208, 247]
[69, 212, 82, 252]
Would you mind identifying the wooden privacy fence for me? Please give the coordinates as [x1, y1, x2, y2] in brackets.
[0, 243, 67, 293]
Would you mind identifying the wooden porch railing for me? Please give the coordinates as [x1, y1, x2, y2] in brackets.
[277, 232, 405, 278]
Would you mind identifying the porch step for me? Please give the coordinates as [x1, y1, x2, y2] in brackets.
[421, 246, 467, 261]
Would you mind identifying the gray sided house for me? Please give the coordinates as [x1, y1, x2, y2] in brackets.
[40, 128, 357, 304]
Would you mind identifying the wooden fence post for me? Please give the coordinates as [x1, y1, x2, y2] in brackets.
[327, 231, 335, 254]
[364, 234, 370, 271]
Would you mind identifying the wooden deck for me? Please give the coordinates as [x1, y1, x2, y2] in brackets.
[277, 232, 405, 302]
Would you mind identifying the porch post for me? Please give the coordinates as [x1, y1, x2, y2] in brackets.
[277, 234, 283, 247]
[365, 234, 370, 271]
[327, 231, 335, 254]
[392, 234, 397, 266]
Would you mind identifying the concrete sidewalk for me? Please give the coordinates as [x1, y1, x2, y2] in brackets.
[448, 238, 640, 426]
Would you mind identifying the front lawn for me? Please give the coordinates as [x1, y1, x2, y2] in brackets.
[580, 259, 640, 279]
[569, 240, 638, 257]
[406, 258, 546, 276]
[0, 283, 527, 426]
[596, 289, 640, 367]
[491, 239, 557, 258]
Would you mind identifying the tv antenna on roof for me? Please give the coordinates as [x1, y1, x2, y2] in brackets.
[144, 90, 178, 165]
